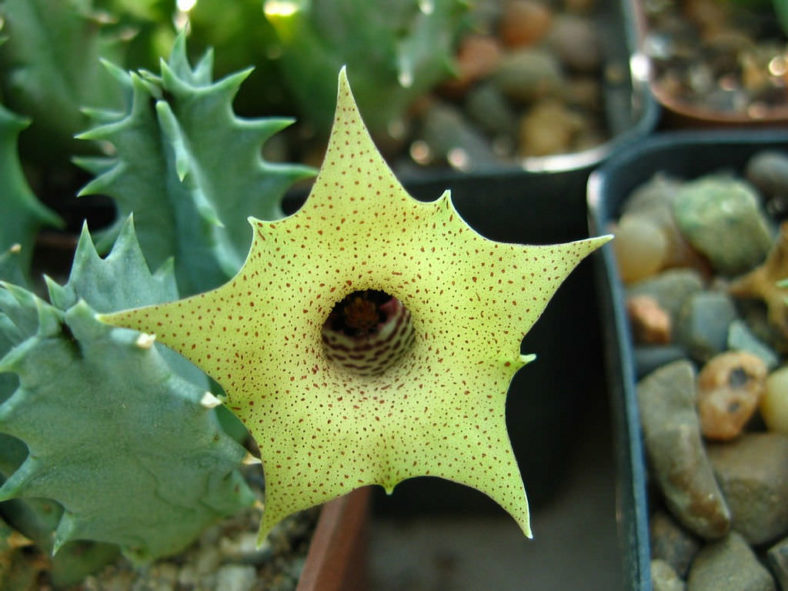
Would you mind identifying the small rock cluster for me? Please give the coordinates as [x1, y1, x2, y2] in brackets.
[642, 0, 787, 119]
[611, 150, 788, 590]
[401, 0, 611, 170]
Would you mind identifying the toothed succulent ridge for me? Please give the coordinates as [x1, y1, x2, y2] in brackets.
[0, 102, 62, 276]
[77, 34, 315, 295]
[0, 218, 255, 564]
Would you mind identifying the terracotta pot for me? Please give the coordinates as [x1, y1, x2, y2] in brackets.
[297, 487, 371, 591]
[629, 0, 788, 128]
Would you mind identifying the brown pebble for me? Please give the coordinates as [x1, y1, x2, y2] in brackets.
[627, 295, 672, 344]
[697, 351, 768, 441]
[518, 99, 583, 157]
[500, 0, 553, 48]
[441, 35, 504, 96]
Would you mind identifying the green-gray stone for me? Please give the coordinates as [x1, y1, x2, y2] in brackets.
[652, 559, 686, 591]
[492, 48, 564, 104]
[637, 361, 731, 539]
[650, 510, 700, 578]
[675, 291, 738, 363]
[672, 176, 773, 276]
[728, 319, 780, 370]
[767, 536, 788, 590]
[688, 533, 776, 591]
[707, 433, 788, 546]
[627, 269, 704, 325]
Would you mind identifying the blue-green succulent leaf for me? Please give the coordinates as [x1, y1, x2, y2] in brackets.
[77, 33, 316, 295]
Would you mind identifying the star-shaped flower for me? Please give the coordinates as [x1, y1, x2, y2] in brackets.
[101, 69, 610, 542]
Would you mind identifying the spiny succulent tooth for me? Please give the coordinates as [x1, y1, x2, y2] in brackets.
[199, 391, 223, 409]
[135, 333, 156, 349]
[242, 452, 262, 466]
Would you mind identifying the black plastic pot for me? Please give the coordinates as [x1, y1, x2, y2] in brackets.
[587, 129, 788, 591]
[399, 0, 659, 204]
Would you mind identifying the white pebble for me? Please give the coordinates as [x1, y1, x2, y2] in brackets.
[215, 564, 257, 591]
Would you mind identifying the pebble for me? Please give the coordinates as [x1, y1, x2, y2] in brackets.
[746, 151, 788, 203]
[546, 14, 602, 73]
[622, 174, 707, 270]
[696, 351, 767, 441]
[652, 559, 686, 591]
[132, 562, 178, 591]
[637, 360, 731, 539]
[464, 82, 518, 137]
[612, 215, 669, 283]
[563, 77, 602, 112]
[627, 295, 672, 344]
[443, 35, 504, 94]
[634, 344, 689, 378]
[707, 433, 788, 545]
[672, 176, 773, 276]
[627, 269, 704, 325]
[418, 101, 501, 170]
[650, 510, 700, 577]
[195, 544, 222, 575]
[214, 564, 257, 591]
[492, 48, 564, 104]
[767, 536, 788, 590]
[517, 99, 584, 156]
[762, 366, 788, 435]
[728, 320, 780, 370]
[675, 291, 738, 363]
[219, 531, 273, 565]
[499, 0, 553, 48]
[687, 532, 776, 591]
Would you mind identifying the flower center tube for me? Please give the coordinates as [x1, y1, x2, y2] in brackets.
[321, 289, 415, 376]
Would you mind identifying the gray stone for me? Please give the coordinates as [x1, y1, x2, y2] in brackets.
[628, 269, 704, 326]
[219, 530, 274, 565]
[745, 150, 788, 201]
[687, 532, 776, 591]
[675, 291, 738, 363]
[650, 510, 701, 577]
[637, 361, 731, 539]
[673, 176, 773, 276]
[728, 319, 780, 370]
[464, 82, 518, 137]
[418, 102, 500, 170]
[132, 562, 178, 591]
[492, 48, 564, 104]
[652, 559, 686, 591]
[214, 564, 257, 591]
[635, 345, 690, 378]
[546, 14, 602, 73]
[767, 536, 788, 590]
[707, 433, 788, 545]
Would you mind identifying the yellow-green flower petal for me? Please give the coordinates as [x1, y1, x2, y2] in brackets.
[101, 68, 611, 542]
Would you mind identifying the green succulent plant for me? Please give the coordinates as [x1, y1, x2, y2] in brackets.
[0, 217, 254, 567]
[77, 33, 315, 296]
[0, 0, 128, 166]
[0, 102, 62, 278]
[263, 0, 469, 142]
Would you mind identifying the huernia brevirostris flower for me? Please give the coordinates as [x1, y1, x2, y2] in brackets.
[101, 68, 611, 542]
